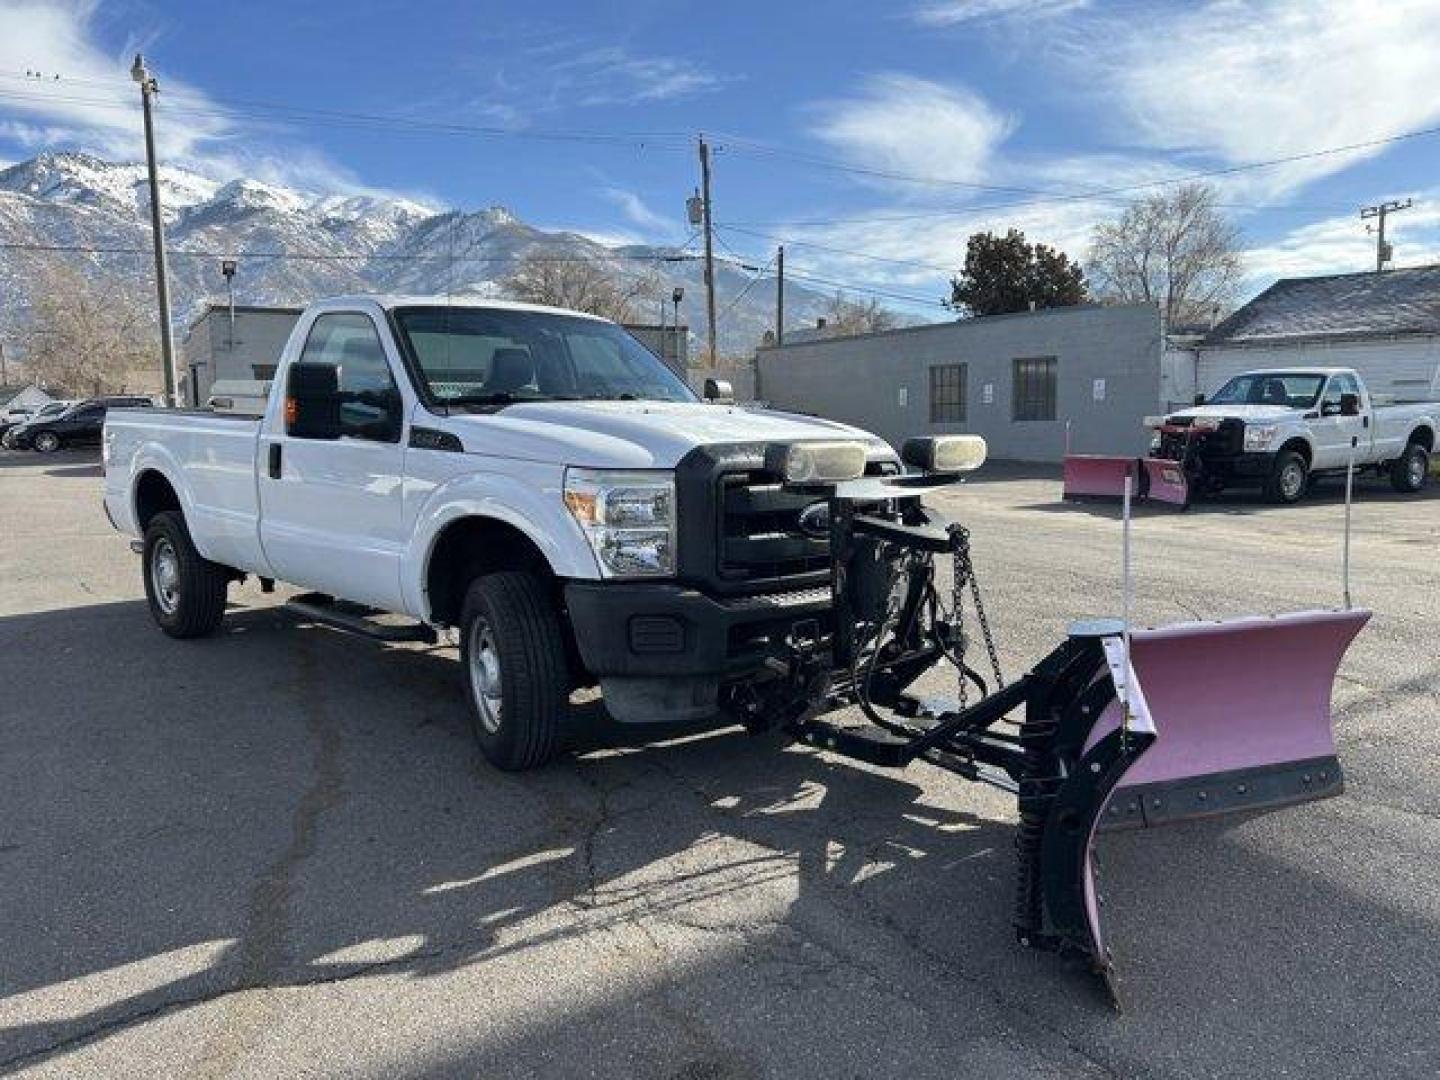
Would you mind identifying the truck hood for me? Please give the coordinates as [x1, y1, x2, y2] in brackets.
[444, 400, 893, 469]
[1165, 403, 1299, 424]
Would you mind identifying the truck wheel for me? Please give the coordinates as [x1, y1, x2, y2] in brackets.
[1389, 443, 1429, 493]
[459, 571, 568, 771]
[1265, 451, 1308, 504]
[142, 511, 229, 638]
[33, 431, 60, 453]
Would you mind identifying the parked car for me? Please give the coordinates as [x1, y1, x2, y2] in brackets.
[1148, 367, 1439, 503]
[1, 400, 76, 448]
[13, 396, 153, 452]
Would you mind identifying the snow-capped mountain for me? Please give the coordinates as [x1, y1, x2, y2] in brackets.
[0, 151, 837, 355]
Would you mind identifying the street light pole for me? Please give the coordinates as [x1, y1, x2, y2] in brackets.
[671, 286, 684, 372]
[132, 54, 178, 406]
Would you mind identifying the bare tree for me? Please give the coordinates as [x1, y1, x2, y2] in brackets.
[18, 257, 162, 396]
[1087, 183, 1243, 327]
[819, 291, 898, 338]
[501, 254, 655, 323]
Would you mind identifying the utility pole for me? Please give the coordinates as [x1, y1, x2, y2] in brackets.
[132, 54, 178, 406]
[698, 136, 718, 367]
[775, 245, 785, 346]
[1360, 198, 1413, 273]
[0, 342, 7, 386]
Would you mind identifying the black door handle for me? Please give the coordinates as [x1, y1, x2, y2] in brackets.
[268, 442, 282, 479]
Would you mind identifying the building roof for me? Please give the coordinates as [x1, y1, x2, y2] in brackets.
[1204, 265, 1440, 347]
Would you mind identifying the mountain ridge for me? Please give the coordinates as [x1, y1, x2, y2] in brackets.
[0, 151, 839, 355]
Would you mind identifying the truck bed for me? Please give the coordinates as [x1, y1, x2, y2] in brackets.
[103, 407, 267, 574]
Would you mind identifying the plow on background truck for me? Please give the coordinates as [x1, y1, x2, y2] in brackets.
[103, 296, 1369, 1006]
[1064, 366, 1437, 507]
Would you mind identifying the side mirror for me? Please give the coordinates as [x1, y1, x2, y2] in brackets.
[1193, 392, 1207, 406]
[1340, 392, 1361, 417]
[703, 378, 734, 404]
[286, 362, 342, 439]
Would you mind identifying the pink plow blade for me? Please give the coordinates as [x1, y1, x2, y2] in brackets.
[1060, 609, 1367, 1003]
[1062, 454, 1136, 499]
[1092, 608, 1370, 828]
[1140, 457, 1188, 507]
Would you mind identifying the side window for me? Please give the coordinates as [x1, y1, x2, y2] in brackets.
[1320, 377, 1343, 413]
[297, 312, 402, 442]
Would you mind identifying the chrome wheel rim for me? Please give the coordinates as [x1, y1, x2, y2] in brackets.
[151, 538, 181, 615]
[1410, 454, 1426, 485]
[467, 616, 503, 734]
[35, 433, 57, 452]
[1281, 462, 1305, 499]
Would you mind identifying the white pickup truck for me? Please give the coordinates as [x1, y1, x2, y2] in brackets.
[1149, 366, 1438, 503]
[103, 295, 909, 769]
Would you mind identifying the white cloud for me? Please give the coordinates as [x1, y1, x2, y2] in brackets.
[1078, 0, 1440, 198]
[0, 1, 228, 161]
[601, 187, 674, 237]
[810, 74, 1015, 190]
[0, 0, 427, 201]
[1244, 196, 1440, 283]
[912, 0, 1089, 26]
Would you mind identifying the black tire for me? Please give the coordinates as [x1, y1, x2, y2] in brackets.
[32, 431, 61, 454]
[142, 511, 229, 638]
[1264, 450, 1308, 504]
[459, 571, 569, 771]
[1389, 442, 1429, 494]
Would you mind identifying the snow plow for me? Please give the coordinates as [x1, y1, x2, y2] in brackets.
[1062, 453, 1190, 507]
[742, 435, 1366, 1005]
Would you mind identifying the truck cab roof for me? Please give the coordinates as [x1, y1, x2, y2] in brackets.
[312, 294, 611, 323]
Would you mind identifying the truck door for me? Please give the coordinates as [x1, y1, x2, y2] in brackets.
[258, 310, 410, 612]
[1312, 374, 1367, 469]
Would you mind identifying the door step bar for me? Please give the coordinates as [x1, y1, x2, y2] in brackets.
[285, 593, 437, 644]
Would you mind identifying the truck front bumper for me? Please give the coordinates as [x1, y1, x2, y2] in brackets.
[563, 580, 832, 723]
[565, 580, 831, 678]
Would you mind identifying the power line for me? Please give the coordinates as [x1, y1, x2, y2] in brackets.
[717, 224, 954, 275]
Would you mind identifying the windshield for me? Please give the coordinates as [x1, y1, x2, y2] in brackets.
[393, 306, 697, 409]
[1209, 373, 1326, 409]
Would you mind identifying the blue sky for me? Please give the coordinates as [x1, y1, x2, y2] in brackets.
[4, 0, 1440, 318]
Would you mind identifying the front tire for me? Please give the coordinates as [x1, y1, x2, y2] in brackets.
[142, 511, 229, 638]
[459, 571, 569, 771]
[33, 431, 60, 453]
[1389, 442, 1429, 493]
[1265, 450, 1308, 504]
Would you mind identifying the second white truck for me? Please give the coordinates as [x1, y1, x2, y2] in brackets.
[1149, 366, 1437, 503]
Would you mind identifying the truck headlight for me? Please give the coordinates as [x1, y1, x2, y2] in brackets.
[1243, 424, 1279, 451]
[563, 468, 675, 578]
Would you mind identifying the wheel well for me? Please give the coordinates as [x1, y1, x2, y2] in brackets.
[134, 470, 181, 530]
[1278, 438, 1312, 466]
[426, 516, 555, 626]
[1408, 427, 1434, 451]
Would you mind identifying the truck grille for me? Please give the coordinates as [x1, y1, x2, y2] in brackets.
[716, 461, 898, 586]
[1157, 418, 1244, 460]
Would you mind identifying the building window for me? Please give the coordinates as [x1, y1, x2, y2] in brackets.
[1013, 356, 1057, 421]
[929, 363, 967, 423]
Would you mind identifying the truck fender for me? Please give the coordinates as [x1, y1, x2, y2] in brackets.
[401, 470, 600, 621]
[125, 443, 195, 535]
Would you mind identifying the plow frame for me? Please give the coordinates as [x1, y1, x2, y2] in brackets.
[755, 470, 1363, 1004]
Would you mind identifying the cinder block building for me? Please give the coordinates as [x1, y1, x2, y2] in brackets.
[755, 302, 1168, 462]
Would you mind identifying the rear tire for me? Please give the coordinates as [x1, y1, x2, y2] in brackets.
[1389, 442, 1429, 494]
[142, 511, 229, 638]
[33, 431, 60, 453]
[459, 571, 569, 771]
[1264, 450, 1308, 504]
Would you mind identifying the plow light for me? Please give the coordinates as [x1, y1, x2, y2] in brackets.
[901, 435, 988, 474]
[769, 440, 869, 484]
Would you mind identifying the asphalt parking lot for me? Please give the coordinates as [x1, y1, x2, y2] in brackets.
[2, 449, 1438, 1078]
